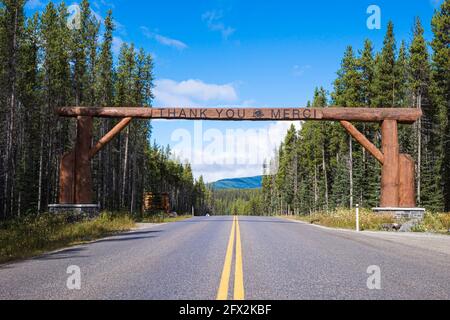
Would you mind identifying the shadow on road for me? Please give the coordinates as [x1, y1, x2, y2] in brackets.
[119, 230, 163, 236]
[1, 230, 164, 267]
[33, 247, 89, 261]
[94, 235, 158, 243]
[0, 264, 14, 270]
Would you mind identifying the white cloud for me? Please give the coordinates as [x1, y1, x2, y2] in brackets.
[169, 120, 301, 182]
[100, 0, 115, 9]
[25, 0, 45, 10]
[293, 64, 311, 77]
[153, 77, 300, 182]
[154, 79, 238, 106]
[112, 36, 124, 56]
[113, 19, 127, 36]
[141, 26, 188, 50]
[430, 0, 443, 7]
[202, 10, 235, 39]
[153, 78, 301, 181]
[91, 9, 103, 24]
[154, 34, 188, 50]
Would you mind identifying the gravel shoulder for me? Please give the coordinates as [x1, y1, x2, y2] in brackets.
[284, 217, 450, 256]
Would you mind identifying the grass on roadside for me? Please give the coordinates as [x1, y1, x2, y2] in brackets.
[0, 212, 135, 264]
[138, 212, 193, 223]
[283, 208, 450, 234]
[414, 213, 450, 233]
[287, 208, 394, 231]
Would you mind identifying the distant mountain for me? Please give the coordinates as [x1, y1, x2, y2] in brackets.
[211, 176, 263, 190]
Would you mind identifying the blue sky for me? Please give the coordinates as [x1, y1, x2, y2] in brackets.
[27, 0, 443, 182]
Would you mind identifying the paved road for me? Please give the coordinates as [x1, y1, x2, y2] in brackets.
[0, 216, 449, 300]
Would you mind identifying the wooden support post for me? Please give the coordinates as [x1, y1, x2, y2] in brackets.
[399, 154, 416, 207]
[380, 120, 400, 207]
[74, 116, 93, 204]
[59, 151, 75, 204]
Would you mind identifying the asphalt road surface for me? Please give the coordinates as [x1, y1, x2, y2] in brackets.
[1, 216, 449, 300]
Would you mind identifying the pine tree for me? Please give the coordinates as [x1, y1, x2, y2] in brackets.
[410, 17, 443, 210]
[358, 39, 380, 207]
[16, 13, 41, 214]
[359, 39, 375, 107]
[39, 2, 72, 212]
[276, 124, 298, 208]
[0, 0, 25, 217]
[394, 42, 416, 176]
[410, 18, 430, 111]
[431, 0, 450, 211]
[332, 46, 361, 107]
[0, 0, 204, 219]
[313, 87, 330, 211]
[71, 0, 92, 106]
[129, 48, 153, 213]
[115, 43, 136, 208]
[395, 41, 411, 107]
[332, 46, 363, 208]
[85, 5, 99, 106]
[264, 13, 449, 214]
[93, 9, 115, 208]
[372, 21, 397, 107]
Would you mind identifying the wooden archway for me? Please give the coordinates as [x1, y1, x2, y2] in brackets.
[55, 107, 422, 209]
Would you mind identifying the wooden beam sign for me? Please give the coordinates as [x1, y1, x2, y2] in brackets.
[56, 107, 422, 124]
[56, 105, 422, 208]
[148, 107, 323, 121]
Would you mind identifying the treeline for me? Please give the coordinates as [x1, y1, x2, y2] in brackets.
[210, 189, 263, 216]
[0, 0, 208, 218]
[263, 2, 450, 214]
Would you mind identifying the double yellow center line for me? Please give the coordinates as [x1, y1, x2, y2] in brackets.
[216, 216, 245, 300]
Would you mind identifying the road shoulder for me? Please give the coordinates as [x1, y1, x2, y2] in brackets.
[281, 216, 450, 256]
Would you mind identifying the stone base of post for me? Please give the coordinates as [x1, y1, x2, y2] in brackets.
[48, 204, 100, 219]
[372, 207, 426, 221]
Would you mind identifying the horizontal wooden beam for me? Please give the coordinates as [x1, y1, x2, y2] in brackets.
[55, 107, 422, 123]
[340, 120, 384, 164]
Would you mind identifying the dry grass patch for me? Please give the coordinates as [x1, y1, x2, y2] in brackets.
[286, 209, 450, 234]
[416, 213, 450, 234]
[0, 212, 135, 264]
[139, 213, 193, 223]
[286, 208, 395, 231]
